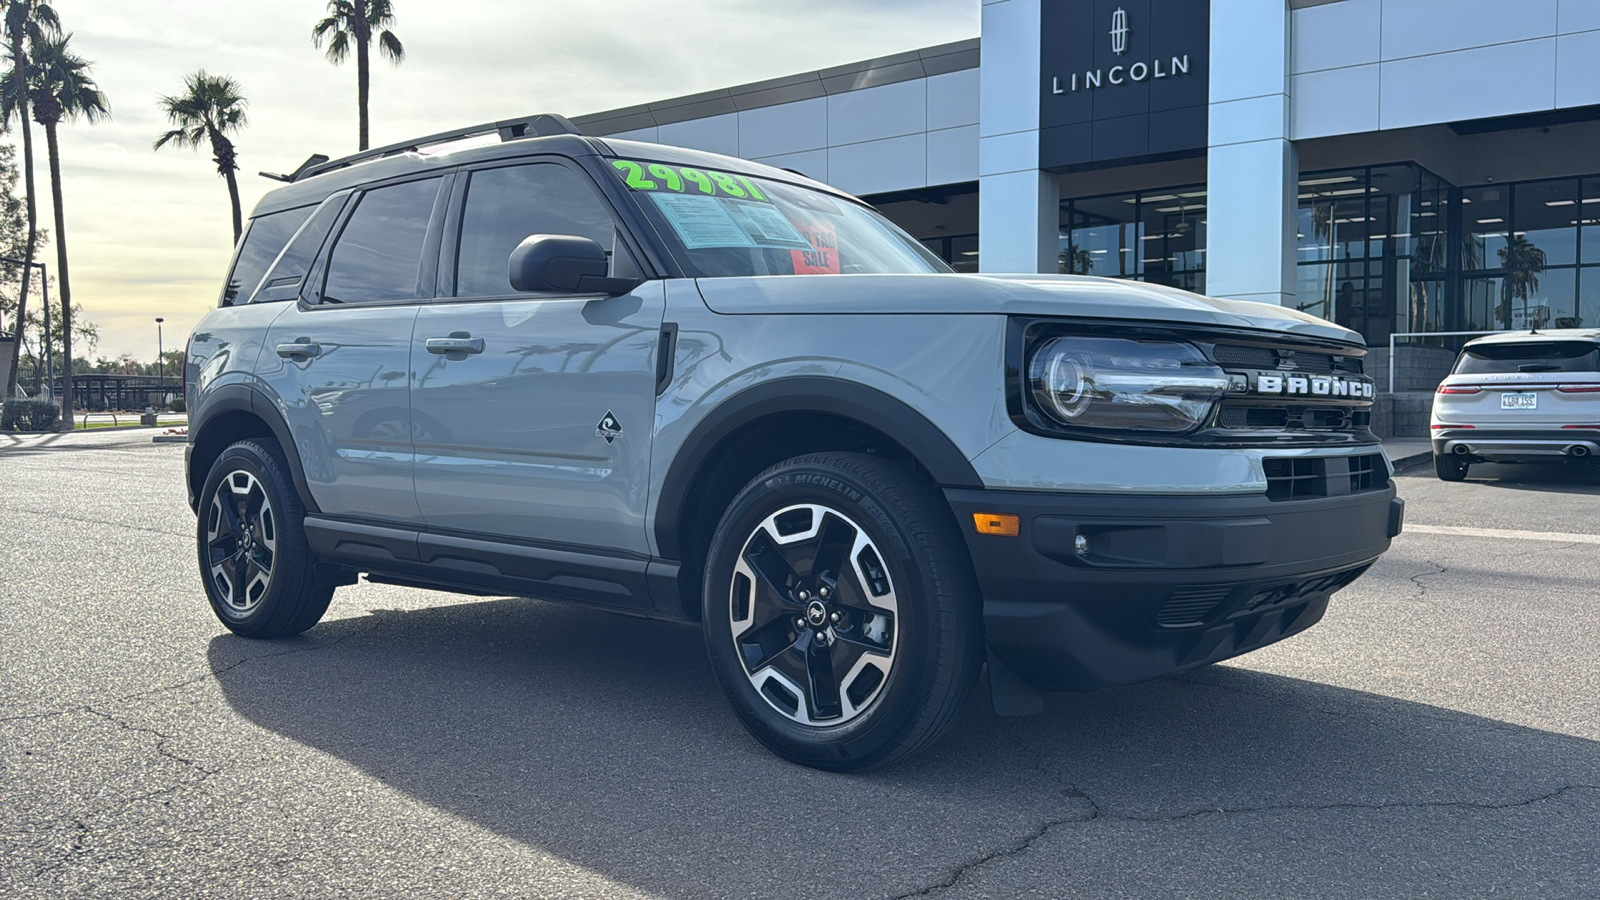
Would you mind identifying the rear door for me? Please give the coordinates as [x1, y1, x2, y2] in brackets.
[409, 159, 664, 558]
[257, 174, 450, 523]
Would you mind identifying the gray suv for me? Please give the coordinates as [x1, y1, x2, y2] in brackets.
[184, 114, 1403, 770]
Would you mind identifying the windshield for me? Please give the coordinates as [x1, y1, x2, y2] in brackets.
[1454, 340, 1600, 375]
[609, 158, 950, 278]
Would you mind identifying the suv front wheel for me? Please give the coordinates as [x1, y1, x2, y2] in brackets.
[702, 452, 982, 770]
[198, 439, 335, 638]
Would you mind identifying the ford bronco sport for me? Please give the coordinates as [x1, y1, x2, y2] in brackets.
[184, 114, 1403, 770]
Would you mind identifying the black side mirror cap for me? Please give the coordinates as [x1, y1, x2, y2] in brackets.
[509, 234, 641, 297]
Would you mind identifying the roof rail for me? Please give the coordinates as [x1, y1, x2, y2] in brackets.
[288, 113, 582, 183]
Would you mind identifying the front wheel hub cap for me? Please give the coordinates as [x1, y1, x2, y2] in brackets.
[729, 503, 899, 726]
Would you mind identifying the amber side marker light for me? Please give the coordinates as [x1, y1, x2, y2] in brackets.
[973, 513, 1020, 537]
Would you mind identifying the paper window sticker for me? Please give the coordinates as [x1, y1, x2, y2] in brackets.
[791, 219, 841, 275]
[650, 193, 755, 249]
[724, 202, 811, 249]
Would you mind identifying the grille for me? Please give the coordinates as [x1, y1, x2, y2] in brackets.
[1231, 565, 1370, 619]
[1262, 453, 1389, 501]
[1212, 344, 1364, 375]
[1217, 406, 1369, 432]
[1156, 585, 1233, 628]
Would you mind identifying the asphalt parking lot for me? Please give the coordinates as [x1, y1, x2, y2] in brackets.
[3, 430, 1597, 899]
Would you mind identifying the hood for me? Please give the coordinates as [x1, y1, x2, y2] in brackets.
[695, 273, 1363, 345]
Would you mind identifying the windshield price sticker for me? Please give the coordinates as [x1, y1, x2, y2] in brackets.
[613, 159, 768, 201]
[649, 193, 811, 251]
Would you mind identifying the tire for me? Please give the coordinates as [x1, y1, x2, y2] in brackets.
[702, 452, 983, 771]
[1434, 452, 1469, 482]
[197, 438, 334, 638]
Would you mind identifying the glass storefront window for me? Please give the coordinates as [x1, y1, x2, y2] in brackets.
[1578, 268, 1599, 328]
[1059, 185, 1205, 289]
[1511, 179, 1579, 268]
[1581, 177, 1600, 266]
[1461, 186, 1511, 271]
[1507, 266, 1577, 330]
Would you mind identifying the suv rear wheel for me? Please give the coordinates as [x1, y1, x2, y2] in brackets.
[702, 452, 982, 770]
[1434, 452, 1470, 482]
[198, 439, 334, 637]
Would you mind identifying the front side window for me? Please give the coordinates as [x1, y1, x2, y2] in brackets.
[222, 205, 314, 305]
[455, 163, 620, 297]
[321, 177, 443, 304]
[610, 158, 948, 278]
[1454, 341, 1600, 375]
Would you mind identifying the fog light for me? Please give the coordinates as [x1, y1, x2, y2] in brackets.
[1074, 534, 1090, 556]
[972, 513, 1020, 537]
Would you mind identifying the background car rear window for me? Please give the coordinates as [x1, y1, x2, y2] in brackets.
[321, 177, 443, 304]
[1455, 341, 1600, 374]
[221, 205, 313, 305]
[455, 164, 618, 297]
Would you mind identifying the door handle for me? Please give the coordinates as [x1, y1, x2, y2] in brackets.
[275, 340, 322, 359]
[425, 333, 485, 355]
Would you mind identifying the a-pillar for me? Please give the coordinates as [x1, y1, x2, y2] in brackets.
[978, 0, 1059, 275]
[1204, 0, 1297, 307]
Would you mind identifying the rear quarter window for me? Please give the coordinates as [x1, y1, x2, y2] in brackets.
[1454, 341, 1600, 375]
[220, 206, 315, 305]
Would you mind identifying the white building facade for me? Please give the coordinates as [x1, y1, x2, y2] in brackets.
[574, 0, 1600, 357]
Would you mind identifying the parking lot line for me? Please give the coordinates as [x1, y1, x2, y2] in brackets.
[1406, 524, 1600, 544]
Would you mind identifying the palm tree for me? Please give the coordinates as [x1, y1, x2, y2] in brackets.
[1498, 233, 1547, 329]
[4, 33, 107, 425]
[1, 0, 57, 401]
[312, 0, 404, 151]
[154, 71, 247, 244]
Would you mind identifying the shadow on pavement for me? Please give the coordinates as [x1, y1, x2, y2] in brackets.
[210, 597, 1600, 899]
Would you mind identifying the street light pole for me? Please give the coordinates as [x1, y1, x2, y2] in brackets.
[155, 317, 164, 383]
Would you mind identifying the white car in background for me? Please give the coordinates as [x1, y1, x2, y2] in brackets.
[1430, 330, 1600, 481]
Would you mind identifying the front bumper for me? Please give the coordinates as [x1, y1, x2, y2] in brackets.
[1431, 427, 1600, 462]
[946, 485, 1403, 691]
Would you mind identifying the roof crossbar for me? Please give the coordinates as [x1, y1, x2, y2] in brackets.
[287, 113, 582, 183]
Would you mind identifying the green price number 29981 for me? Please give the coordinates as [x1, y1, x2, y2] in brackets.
[612, 159, 768, 201]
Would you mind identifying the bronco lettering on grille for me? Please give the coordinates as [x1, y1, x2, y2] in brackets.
[1255, 374, 1374, 399]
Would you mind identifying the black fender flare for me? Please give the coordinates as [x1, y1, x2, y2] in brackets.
[188, 383, 321, 514]
[653, 376, 983, 560]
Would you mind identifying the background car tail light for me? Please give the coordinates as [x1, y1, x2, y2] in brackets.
[1556, 384, 1600, 393]
[1436, 385, 1482, 394]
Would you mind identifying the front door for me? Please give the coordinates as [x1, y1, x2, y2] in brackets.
[410, 160, 664, 556]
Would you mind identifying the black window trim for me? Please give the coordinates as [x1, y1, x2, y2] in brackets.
[301, 170, 455, 311]
[438, 154, 657, 303]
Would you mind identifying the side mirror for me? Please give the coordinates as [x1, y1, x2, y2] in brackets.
[509, 234, 641, 297]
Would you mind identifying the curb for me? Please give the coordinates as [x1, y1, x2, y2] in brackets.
[152, 434, 187, 444]
[1389, 450, 1433, 472]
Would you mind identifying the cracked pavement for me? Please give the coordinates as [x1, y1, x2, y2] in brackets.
[3, 431, 1598, 898]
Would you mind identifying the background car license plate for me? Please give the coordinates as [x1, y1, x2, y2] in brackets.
[1501, 392, 1537, 409]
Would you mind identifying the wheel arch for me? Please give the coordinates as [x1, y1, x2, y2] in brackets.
[654, 377, 982, 620]
[188, 385, 319, 515]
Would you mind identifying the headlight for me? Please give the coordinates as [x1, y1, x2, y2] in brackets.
[1028, 337, 1229, 433]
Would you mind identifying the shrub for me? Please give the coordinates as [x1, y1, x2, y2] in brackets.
[2, 398, 61, 431]
[169, 395, 187, 413]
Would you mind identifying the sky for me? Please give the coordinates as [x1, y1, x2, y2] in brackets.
[29, 0, 979, 362]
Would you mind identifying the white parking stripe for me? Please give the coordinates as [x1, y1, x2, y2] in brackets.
[1406, 524, 1600, 545]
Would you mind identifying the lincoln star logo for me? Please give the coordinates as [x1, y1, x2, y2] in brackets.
[1255, 374, 1375, 400]
[1110, 7, 1129, 56]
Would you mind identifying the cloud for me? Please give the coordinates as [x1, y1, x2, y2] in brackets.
[30, 0, 978, 360]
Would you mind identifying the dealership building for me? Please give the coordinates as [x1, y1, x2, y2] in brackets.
[572, 0, 1600, 429]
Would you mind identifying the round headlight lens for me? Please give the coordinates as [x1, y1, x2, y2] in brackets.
[1028, 337, 1229, 433]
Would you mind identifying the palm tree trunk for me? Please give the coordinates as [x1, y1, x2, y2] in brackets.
[208, 127, 243, 244]
[44, 120, 73, 427]
[357, 35, 370, 150]
[3, 28, 37, 401]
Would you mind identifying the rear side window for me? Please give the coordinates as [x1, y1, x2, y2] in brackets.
[221, 206, 314, 305]
[321, 177, 444, 304]
[247, 195, 349, 303]
[454, 163, 619, 297]
[1454, 341, 1600, 375]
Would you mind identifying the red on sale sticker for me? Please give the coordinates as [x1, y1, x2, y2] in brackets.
[791, 221, 840, 274]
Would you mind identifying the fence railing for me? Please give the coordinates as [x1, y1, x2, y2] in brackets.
[1386, 330, 1514, 394]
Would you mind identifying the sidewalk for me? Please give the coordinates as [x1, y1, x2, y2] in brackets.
[1382, 438, 1432, 469]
